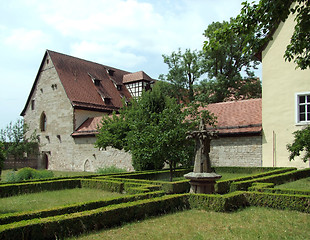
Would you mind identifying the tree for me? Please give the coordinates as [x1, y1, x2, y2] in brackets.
[0, 142, 5, 181]
[159, 48, 203, 102]
[233, 0, 310, 70]
[95, 82, 216, 181]
[287, 125, 310, 162]
[196, 19, 261, 103]
[0, 119, 38, 170]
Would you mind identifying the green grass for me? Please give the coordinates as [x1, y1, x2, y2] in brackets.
[216, 172, 251, 181]
[275, 177, 310, 191]
[0, 188, 123, 214]
[68, 207, 310, 240]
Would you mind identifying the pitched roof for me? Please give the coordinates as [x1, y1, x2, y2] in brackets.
[71, 116, 102, 137]
[123, 71, 153, 83]
[205, 98, 262, 136]
[73, 98, 262, 137]
[21, 50, 156, 115]
[48, 50, 132, 111]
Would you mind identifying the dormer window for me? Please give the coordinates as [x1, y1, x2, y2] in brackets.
[117, 85, 122, 91]
[108, 69, 115, 76]
[88, 72, 101, 86]
[94, 79, 100, 86]
[104, 97, 111, 104]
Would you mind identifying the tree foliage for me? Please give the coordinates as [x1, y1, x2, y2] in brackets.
[233, 0, 310, 70]
[197, 19, 261, 103]
[95, 82, 216, 181]
[0, 142, 5, 180]
[287, 125, 310, 162]
[159, 48, 203, 102]
[0, 119, 38, 170]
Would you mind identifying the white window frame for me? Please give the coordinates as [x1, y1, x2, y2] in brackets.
[295, 91, 310, 125]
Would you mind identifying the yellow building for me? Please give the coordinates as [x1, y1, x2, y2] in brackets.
[261, 8, 310, 168]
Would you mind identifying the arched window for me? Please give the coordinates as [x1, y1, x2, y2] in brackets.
[40, 112, 47, 132]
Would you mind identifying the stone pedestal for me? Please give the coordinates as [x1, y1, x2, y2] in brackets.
[184, 172, 222, 194]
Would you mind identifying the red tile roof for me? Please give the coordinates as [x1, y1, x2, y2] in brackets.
[73, 98, 262, 137]
[71, 116, 102, 137]
[21, 50, 156, 116]
[205, 98, 262, 136]
[123, 71, 153, 83]
[48, 50, 132, 111]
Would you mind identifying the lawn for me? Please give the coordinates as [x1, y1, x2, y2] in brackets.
[0, 188, 123, 214]
[275, 177, 310, 191]
[68, 207, 310, 240]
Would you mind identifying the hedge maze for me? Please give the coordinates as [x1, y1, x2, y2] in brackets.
[0, 167, 309, 239]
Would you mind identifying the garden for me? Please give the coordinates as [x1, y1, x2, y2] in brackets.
[0, 166, 309, 239]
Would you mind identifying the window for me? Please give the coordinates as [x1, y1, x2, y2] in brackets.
[296, 92, 310, 123]
[31, 100, 35, 110]
[40, 112, 47, 131]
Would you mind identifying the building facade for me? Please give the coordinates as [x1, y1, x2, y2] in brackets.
[261, 7, 310, 168]
[22, 50, 263, 172]
[21, 50, 153, 171]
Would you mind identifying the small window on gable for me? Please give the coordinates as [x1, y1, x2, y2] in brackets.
[31, 100, 35, 110]
[40, 112, 47, 132]
[94, 79, 100, 86]
[108, 69, 115, 76]
[296, 92, 310, 124]
[104, 97, 111, 105]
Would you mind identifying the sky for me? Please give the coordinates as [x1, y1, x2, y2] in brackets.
[0, 0, 261, 130]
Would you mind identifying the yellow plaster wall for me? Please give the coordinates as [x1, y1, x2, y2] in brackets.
[262, 12, 310, 168]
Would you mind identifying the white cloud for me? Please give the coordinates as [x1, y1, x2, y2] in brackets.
[4, 28, 49, 51]
[70, 41, 147, 70]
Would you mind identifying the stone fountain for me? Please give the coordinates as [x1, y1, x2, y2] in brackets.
[184, 119, 221, 194]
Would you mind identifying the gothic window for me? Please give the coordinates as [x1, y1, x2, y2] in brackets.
[40, 112, 47, 132]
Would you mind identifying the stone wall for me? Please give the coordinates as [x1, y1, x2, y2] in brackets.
[210, 135, 262, 167]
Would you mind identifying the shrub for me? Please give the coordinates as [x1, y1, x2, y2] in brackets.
[96, 166, 127, 175]
[245, 191, 310, 213]
[4, 168, 54, 183]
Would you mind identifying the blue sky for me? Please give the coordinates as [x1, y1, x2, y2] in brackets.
[0, 0, 260, 130]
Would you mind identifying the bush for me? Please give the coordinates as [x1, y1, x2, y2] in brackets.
[96, 166, 127, 175]
[3, 168, 54, 183]
[188, 191, 248, 212]
[0, 194, 189, 240]
[245, 191, 310, 213]
[0, 179, 81, 198]
[230, 168, 310, 192]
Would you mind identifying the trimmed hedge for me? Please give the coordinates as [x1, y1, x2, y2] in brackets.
[245, 191, 310, 213]
[248, 182, 310, 196]
[80, 179, 124, 193]
[188, 191, 248, 212]
[0, 179, 81, 198]
[230, 168, 310, 192]
[215, 167, 296, 194]
[0, 191, 165, 226]
[0, 194, 189, 240]
[214, 166, 281, 174]
[102, 168, 192, 181]
[100, 177, 190, 194]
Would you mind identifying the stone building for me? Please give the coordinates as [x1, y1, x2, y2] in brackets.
[207, 99, 262, 167]
[21, 50, 154, 172]
[21, 50, 262, 172]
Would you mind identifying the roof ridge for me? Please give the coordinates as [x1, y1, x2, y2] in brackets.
[208, 98, 261, 106]
[47, 49, 131, 74]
